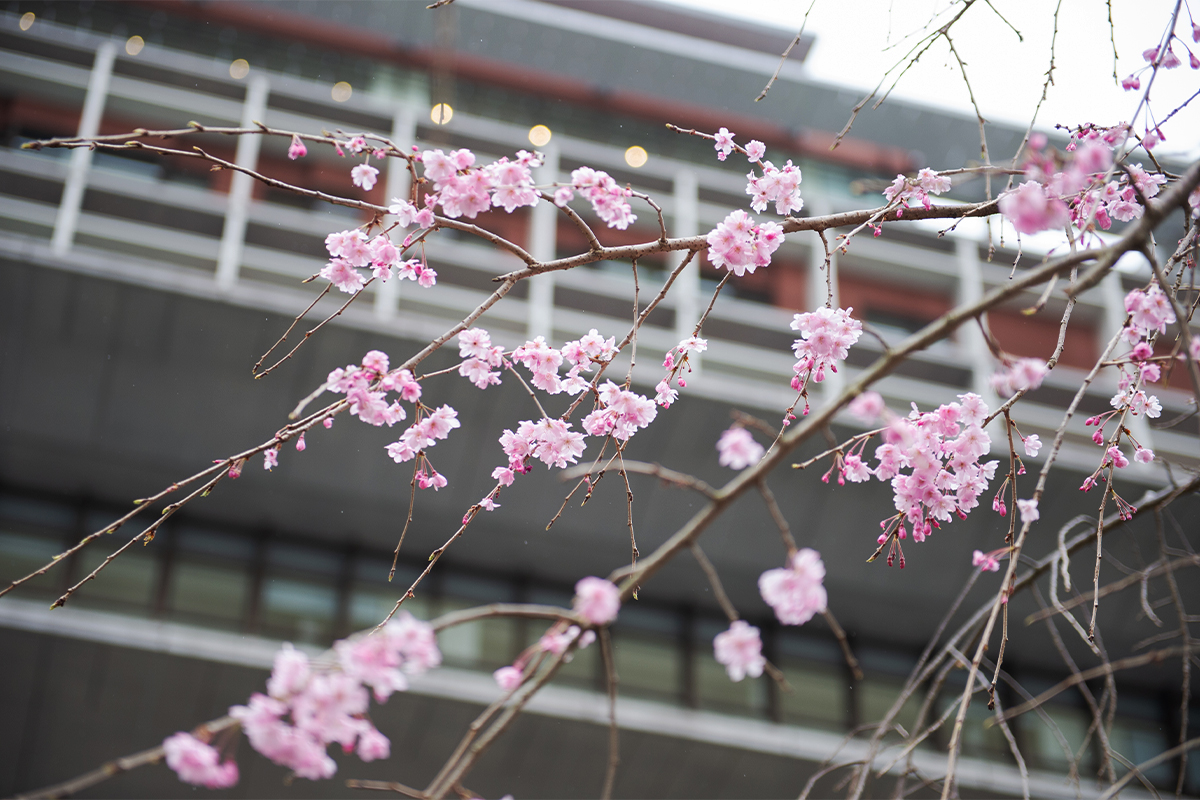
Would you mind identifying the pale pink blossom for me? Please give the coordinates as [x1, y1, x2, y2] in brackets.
[162, 732, 239, 788]
[288, 134, 307, 160]
[713, 621, 765, 682]
[1017, 498, 1039, 524]
[574, 576, 620, 625]
[319, 259, 365, 294]
[848, 391, 885, 423]
[717, 426, 763, 469]
[972, 550, 1000, 572]
[356, 726, 390, 762]
[999, 180, 1070, 234]
[759, 548, 827, 626]
[745, 140, 766, 161]
[263, 448, 278, 470]
[494, 665, 523, 691]
[713, 127, 736, 160]
[1022, 434, 1042, 457]
[990, 358, 1048, 395]
[351, 163, 379, 191]
[1134, 446, 1155, 464]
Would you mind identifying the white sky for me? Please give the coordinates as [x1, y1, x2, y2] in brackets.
[663, 0, 1200, 161]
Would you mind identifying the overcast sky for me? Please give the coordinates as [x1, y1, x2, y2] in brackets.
[663, 0, 1200, 161]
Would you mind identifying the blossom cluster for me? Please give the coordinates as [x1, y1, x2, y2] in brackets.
[554, 167, 637, 230]
[706, 209, 785, 275]
[1121, 28, 1200, 102]
[882, 168, 952, 213]
[420, 147, 544, 218]
[989, 357, 1049, 396]
[998, 129, 1170, 236]
[745, 160, 804, 216]
[790, 306, 863, 388]
[492, 577, 618, 691]
[1080, 284, 1174, 498]
[832, 394, 1000, 558]
[163, 614, 440, 787]
[320, 229, 435, 294]
[657, 335, 708, 408]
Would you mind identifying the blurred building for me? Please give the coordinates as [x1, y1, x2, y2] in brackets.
[0, 1, 1196, 797]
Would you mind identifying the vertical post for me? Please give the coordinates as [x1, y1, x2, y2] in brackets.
[375, 102, 418, 321]
[672, 169, 700, 371]
[51, 41, 117, 256]
[215, 74, 269, 291]
[526, 143, 559, 339]
[957, 238, 1000, 407]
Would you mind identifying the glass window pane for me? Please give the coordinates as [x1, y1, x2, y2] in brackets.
[167, 560, 248, 626]
[779, 660, 848, 730]
[0, 530, 62, 594]
[860, 678, 921, 735]
[613, 633, 680, 701]
[75, 547, 158, 611]
[261, 577, 336, 644]
[696, 654, 765, 715]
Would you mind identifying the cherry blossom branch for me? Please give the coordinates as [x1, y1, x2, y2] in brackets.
[689, 543, 739, 623]
[756, 480, 797, 555]
[252, 284, 331, 376]
[821, 609, 864, 683]
[258, 278, 375, 379]
[560, 461, 717, 499]
[754, 1, 817, 102]
[12, 717, 238, 800]
[495, 200, 1001, 281]
[51, 466, 230, 609]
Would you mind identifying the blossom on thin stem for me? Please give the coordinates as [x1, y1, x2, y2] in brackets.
[759, 548, 827, 626]
[713, 621, 766, 682]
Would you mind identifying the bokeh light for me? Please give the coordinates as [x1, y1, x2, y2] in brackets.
[331, 81, 353, 102]
[19, 12, 34, 30]
[125, 36, 144, 56]
[624, 146, 648, 168]
[528, 125, 552, 146]
[229, 59, 250, 80]
[431, 103, 454, 125]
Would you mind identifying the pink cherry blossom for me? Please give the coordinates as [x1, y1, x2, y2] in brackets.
[356, 726, 390, 762]
[319, 259, 365, 294]
[759, 548, 827, 626]
[288, 134, 307, 160]
[745, 140, 766, 161]
[972, 550, 1000, 572]
[713, 127, 735, 160]
[494, 665, 523, 691]
[351, 163, 379, 191]
[263, 448, 278, 470]
[574, 576, 620, 625]
[162, 732, 239, 788]
[990, 358, 1048, 395]
[848, 391, 885, 423]
[713, 620, 765, 682]
[706, 210, 785, 274]
[790, 307, 862, 385]
[717, 426, 763, 469]
[999, 180, 1070, 234]
[1017, 498, 1039, 524]
[1134, 446, 1155, 464]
